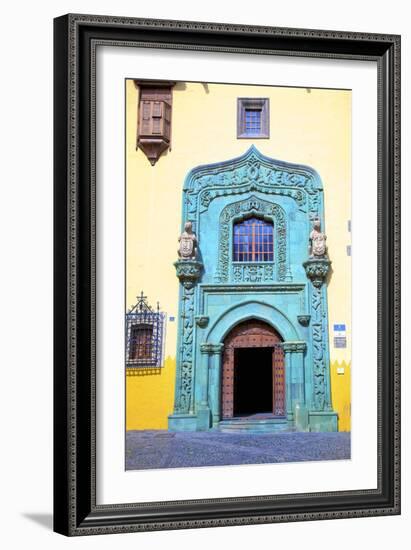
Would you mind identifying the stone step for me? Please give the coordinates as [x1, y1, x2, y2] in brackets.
[217, 417, 292, 433]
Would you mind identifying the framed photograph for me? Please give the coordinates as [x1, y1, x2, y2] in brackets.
[53, 14, 400, 536]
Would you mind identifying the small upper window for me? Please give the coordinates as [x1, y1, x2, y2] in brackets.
[233, 217, 274, 262]
[237, 98, 269, 139]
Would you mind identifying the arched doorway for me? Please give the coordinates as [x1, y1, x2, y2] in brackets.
[221, 320, 285, 419]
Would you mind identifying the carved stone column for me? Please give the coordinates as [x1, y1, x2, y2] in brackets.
[169, 259, 203, 428]
[197, 343, 224, 430]
[282, 347, 293, 422]
[281, 341, 308, 431]
[197, 343, 212, 430]
[208, 344, 224, 426]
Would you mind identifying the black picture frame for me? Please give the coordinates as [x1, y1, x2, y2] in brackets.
[53, 14, 401, 536]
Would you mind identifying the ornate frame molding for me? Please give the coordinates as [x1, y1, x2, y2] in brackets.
[54, 13, 400, 536]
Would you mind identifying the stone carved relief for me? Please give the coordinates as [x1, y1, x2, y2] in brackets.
[297, 315, 311, 327]
[215, 196, 288, 283]
[308, 218, 327, 259]
[311, 284, 326, 410]
[174, 259, 202, 287]
[199, 186, 306, 212]
[182, 146, 323, 228]
[178, 221, 198, 260]
[303, 259, 331, 288]
[173, 147, 331, 423]
[195, 316, 209, 328]
[174, 222, 203, 413]
[303, 253, 331, 412]
[232, 263, 274, 283]
[175, 285, 195, 413]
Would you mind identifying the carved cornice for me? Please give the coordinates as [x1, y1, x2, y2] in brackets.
[281, 341, 307, 353]
[200, 283, 305, 295]
[200, 343, 224, 354]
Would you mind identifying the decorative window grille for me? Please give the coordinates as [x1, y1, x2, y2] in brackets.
[237, 98, 269, 138]
[125, 292, 165, 368]
[233, 217, 274, 262]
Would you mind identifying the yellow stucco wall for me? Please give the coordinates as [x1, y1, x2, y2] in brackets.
[126, 358, 176, 430]
[126, 79, 351, 431]
[330, 361, 351, 431]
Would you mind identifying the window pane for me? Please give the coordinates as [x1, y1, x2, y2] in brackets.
[129, 324, 153, 360]
[244, 109, 262, 134]
[233, 217, 274, 262]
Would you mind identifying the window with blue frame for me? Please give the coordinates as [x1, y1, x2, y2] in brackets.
[233, 217, 274, 262]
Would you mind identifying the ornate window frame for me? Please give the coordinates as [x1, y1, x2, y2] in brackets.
[215, 195, 289, 283]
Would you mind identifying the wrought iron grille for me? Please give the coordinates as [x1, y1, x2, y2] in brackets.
[125, 291, 165, 368]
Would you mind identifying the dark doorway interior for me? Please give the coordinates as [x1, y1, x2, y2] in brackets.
[233, 347, 273, 416]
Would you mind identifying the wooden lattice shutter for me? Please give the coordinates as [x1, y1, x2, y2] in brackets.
[135, 81, 175, 165]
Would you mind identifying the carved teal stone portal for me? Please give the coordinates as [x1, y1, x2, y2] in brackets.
[168, 147, 337, 433]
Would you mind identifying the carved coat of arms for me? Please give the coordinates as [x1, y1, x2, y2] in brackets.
[177, 221, 197, 260]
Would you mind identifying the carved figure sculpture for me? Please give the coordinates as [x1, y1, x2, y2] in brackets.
[178, 221, 198, 260]
[308, 218, 327, 258]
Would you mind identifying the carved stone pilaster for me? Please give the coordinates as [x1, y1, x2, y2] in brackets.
[173, 260, 203, 415]
[303, 258, 331, 288]
[304, 257, 332, 412]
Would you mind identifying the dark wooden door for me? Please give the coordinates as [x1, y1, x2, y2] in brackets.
[221, 320, 285, 419]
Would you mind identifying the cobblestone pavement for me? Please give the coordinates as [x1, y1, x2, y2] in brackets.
[126, 430, 351, 470]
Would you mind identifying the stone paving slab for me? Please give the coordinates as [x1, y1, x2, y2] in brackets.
[126, 430, 351, 470]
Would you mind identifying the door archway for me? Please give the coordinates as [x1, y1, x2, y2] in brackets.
[221, 319, 285, 419]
